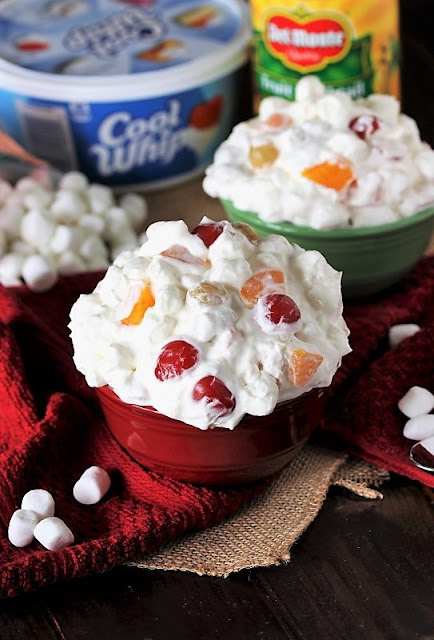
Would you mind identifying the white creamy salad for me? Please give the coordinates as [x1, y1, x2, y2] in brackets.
[203, 77, 434, 229]
[69, 218, 350, 430]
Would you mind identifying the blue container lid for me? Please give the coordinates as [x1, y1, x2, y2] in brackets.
[0, 0, 249, 76]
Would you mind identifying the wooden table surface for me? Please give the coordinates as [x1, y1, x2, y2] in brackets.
[0, 1, 433, 637]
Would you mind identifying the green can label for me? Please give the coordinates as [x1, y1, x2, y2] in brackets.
[251, 1, 400, 101]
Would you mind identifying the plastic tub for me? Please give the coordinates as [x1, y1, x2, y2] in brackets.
[222, 199, 434, 299]
[95, 385, 327, 485]
[0, 0, 250, 190]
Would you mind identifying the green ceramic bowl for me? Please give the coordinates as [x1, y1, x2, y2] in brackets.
[222, 199, 434, 299]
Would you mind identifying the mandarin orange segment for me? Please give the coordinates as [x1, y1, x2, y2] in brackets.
[240, 269, 285, 306]
[301, 160, 354, 191]
[161, 244, 208, 266]
[121, 284, 155, 326]
[249, 143, 279, 169]
[287, 349, 323, 387]
[265, 113, 292, 128]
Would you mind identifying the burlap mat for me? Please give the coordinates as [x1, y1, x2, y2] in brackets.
[130, 445, 389, 577]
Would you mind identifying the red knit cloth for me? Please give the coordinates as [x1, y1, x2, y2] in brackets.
[0, 257, 432, 598]
[324, 255, 434, 484]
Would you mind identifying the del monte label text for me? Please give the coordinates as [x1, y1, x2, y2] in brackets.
[265, 10, 352, 72]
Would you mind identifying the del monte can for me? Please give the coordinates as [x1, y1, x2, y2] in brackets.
[251, 0, 400, 101]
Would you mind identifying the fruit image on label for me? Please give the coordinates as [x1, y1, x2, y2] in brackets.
[15, 36, 49, 52]
[251, 0, 400, 101]
[189, 95, 223, 130]
[136, 39, 184, 63]
[175, 5, 220, 28]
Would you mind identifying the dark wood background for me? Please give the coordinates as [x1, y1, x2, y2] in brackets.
[0, 0, 433, 637]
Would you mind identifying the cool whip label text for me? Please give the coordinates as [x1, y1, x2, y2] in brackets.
[64, 8, 164, 59]
[89, 100, 183, 176]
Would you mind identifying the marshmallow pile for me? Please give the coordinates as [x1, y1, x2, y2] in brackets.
[69, 218, 351, 430]
[8, 466, 111, 550]
[0, 171, 148, 291]
[388, 323, 434, 467]
[400, 386, 434, 448]
[203, 76, 434, 229]
[8, 488, 73, 551]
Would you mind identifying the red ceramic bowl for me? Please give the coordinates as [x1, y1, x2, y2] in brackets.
[95, 386, 327, 486]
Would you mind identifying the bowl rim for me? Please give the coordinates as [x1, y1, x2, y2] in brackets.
[221, 198, 434, 239]
[95, 384, 326, 431]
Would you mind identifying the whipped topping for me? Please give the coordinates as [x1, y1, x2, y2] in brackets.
[203, 77, 434, 229]
[69, 218, 350, 430]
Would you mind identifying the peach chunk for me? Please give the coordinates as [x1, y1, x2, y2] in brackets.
[249, 143, 279, 169]
[161, 244, 208, 267]
[121, 284, 155, 326]
[265, 113, 292, 128]
[240, 269, 285, 306]
[287, 349, 324, 387]
[302, 160, 354, 191]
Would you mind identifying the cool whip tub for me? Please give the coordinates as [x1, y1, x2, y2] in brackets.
[69, 218, 351, 430]
[203, 77, 434, 229]
[0, 0, 250, 190]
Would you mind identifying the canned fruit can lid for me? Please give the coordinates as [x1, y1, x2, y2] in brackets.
[0, 0, 249, 97]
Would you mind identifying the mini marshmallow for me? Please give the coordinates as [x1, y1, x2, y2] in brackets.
[86, 255, 110, 271]
[15, 177, 41, 193]
[119, 193, 148, 230]
[33, 517, 74, 551]
[73, 466, 111, 505]
[103, 207, 131, 242]
[8, 509, 39, 547]
[79, 235, 108, 262]
[0, 201, 24, 236]
[21, 489, 55, 520]
[50, 225, 76, 254]
[78, 213, 105, 235]
[88, 184, 114, 214]
[403, 414, 434, 441]
[389, 323, 420, 348]
[56, 251, 86, 275]
[0, 178, 12, 204]
[10, 240, 33, 256]
[23, 188, 52, 211]
[398, 386, 434, 419]
[50, 190, 87, 224]
[0, 252, 23, 285]
[20, 210, 55, 250]
[110, 234, 139, 260]
[22, 255, 57, 292]
[59, 171, 89, 192]
[295, 75, 325, 102]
